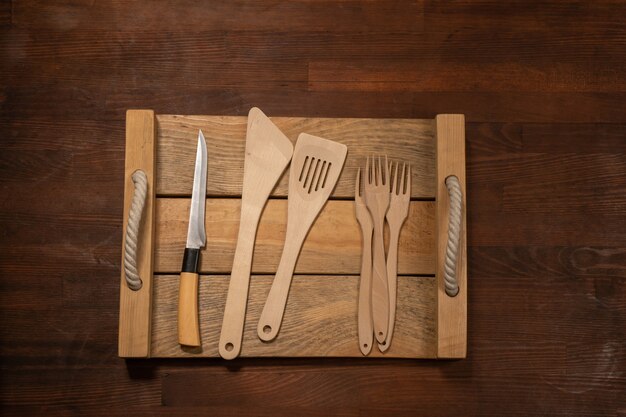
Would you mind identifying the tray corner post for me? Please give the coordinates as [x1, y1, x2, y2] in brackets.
[119, 109, 156, 358]
[434, 114, 467, 359]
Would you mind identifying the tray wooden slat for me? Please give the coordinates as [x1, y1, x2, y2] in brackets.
[155, 198, 435, 275]
[151, 275, 436, 358]
[157, 115, 435, 198]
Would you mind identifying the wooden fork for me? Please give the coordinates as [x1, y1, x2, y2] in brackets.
[364, 155, 390, 344]
[379, 162, 411, 352]
[355, 167, 374, 355]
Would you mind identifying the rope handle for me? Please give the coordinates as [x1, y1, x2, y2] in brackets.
[124, 170, 148, 291]
[444, 175, 462, 297]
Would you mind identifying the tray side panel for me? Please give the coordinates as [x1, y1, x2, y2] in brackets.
[119, 110, 156, 358]
[435, 114, 467, 358]
[151, 275, 436, 358]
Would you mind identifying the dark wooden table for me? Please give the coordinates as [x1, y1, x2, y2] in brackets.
[1, 1, 625, 415]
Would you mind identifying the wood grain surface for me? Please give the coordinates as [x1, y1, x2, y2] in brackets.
[1, 0, 625, 416]
[155, 198, 435, 275]
[151, 275, 436, 358]
[157, 115, 435, 197]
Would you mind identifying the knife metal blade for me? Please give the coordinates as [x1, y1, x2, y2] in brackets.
[186, 130, 207, 249]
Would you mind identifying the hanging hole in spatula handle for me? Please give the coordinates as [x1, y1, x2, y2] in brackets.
[219, 333, 242, 359]
[257, 313, 281, 342]
[257, 322, 278, 342]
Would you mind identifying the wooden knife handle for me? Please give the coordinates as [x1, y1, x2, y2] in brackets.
[178, 248, 201, 347]
[178, 272, 200, 346]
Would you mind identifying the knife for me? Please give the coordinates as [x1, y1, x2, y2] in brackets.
[178, 130, 207, 347]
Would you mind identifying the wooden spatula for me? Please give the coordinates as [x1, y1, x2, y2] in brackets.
[218, 108, 294, 359]
[257, 133, 348, 342]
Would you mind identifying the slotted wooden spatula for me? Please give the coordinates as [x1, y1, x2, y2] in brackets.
[257, 133, 348, 342]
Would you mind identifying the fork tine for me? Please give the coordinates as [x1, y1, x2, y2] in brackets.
[399, 162, 405, 195]
[355, 167, 361, 198]
[405, 164, 411, 196]
[372, 156, 380, 185]
[372, 155, 376, 186]
[391, 161, 398, 194]
[388, 161, 394, 194]
[376, 155, 382, 186]
[384, 155, 389, 186]
[366, 156, 371, 184]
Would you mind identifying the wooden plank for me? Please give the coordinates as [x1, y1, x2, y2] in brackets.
[12, 1, 425, 32]
[156, 115, 435, 198]
[118, 110, 156, 358]
[155, 199, 435, 275]
[435, 114, 467, 359]
[5, 84, 626, 123]
[151, 275, 436, 358]
[0, 1, 11, 28]
[309, 60, 626, 93]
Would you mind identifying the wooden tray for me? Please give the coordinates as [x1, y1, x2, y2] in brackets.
[118, 110, 467, 359]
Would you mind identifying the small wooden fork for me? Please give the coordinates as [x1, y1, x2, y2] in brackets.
[364, 155, 390, 344]
[379, 162, 411, 352]
[355, 168, 374, 355]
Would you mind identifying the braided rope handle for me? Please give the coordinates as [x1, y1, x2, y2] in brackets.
[124, 170, 148, 291]
[444, 175, 462, 297]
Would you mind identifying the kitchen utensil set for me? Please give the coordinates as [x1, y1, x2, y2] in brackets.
[357, 156, 411, 354]
[176, 108, 410, 357]
[177, 108, 347, 358]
